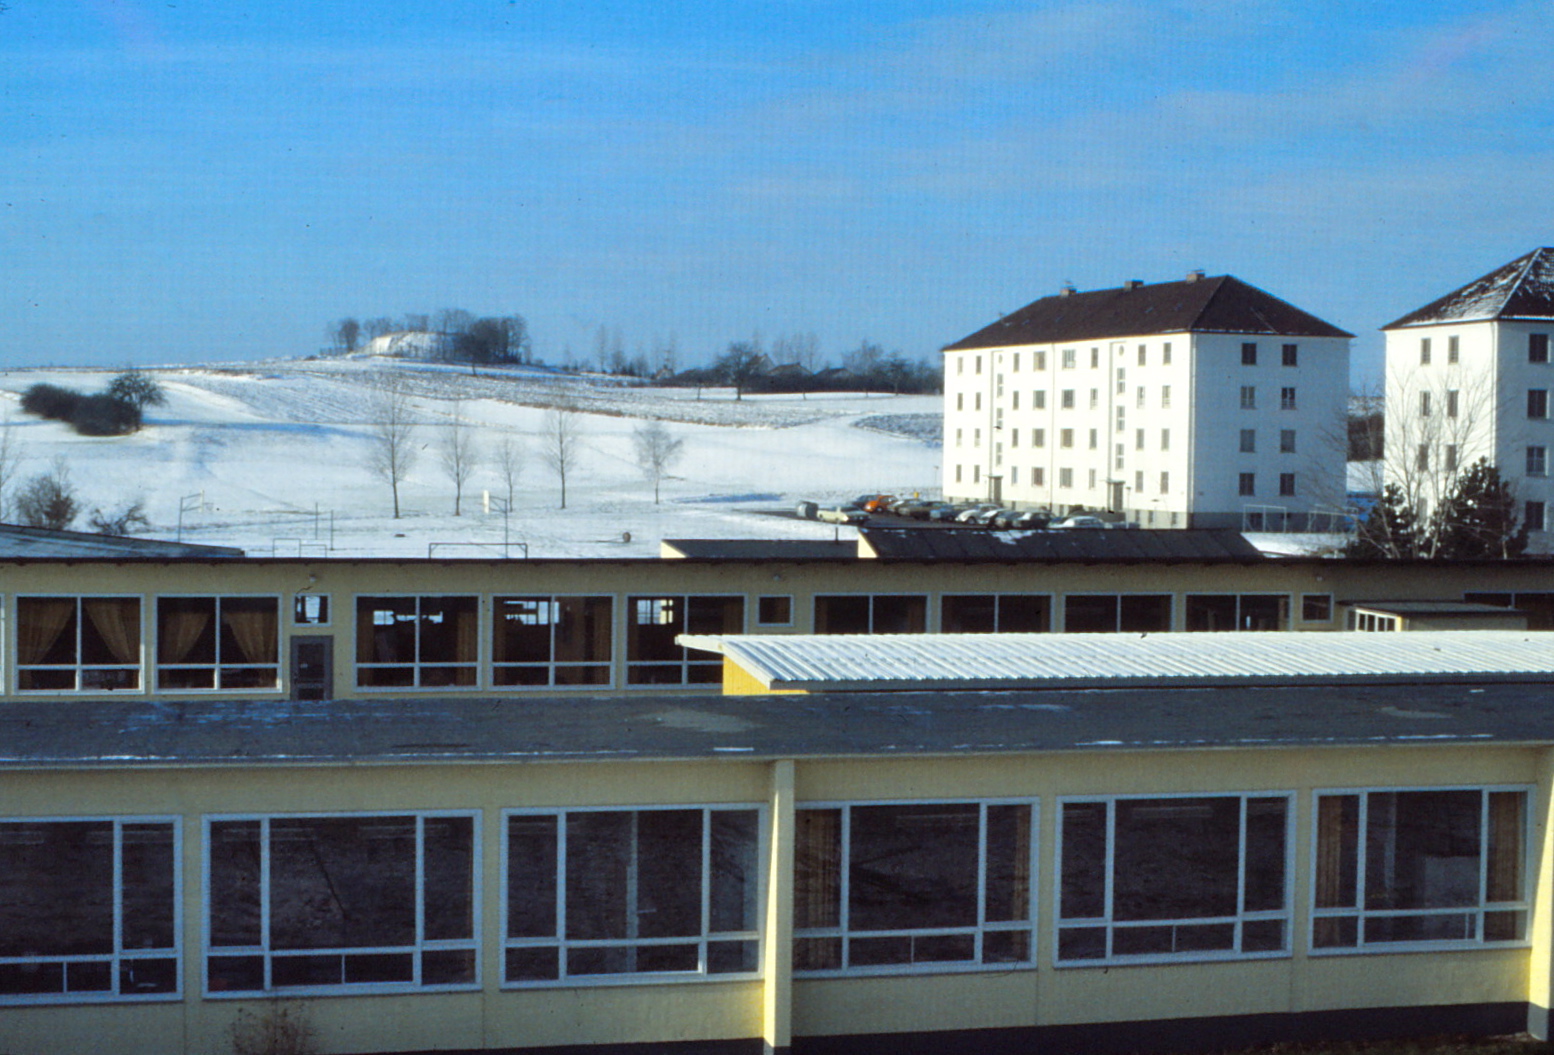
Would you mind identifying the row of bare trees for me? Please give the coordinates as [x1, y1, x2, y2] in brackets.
[362, 377, 684, 517]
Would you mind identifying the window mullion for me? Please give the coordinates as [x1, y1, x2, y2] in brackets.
[414, 817, 426, 984]
[259, 818, 273, 991]
[975, 804, 989, 964]
[1477, 791, 1490, 940]
[1235, 797, 1248, 951]
[1103, 801, 1115, 958]
[838, 807, 852, 969]
[700, 809, 712, 971]
[556, 812, 569, 978]
[112, 819, 125, 992]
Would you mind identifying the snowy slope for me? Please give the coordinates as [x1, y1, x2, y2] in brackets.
[0, 359, 943, 558]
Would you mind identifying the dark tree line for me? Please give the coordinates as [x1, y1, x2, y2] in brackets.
[329, 311, 531, 365]
[676, 336, 941, 398]
[1347, 459, 1528, 559]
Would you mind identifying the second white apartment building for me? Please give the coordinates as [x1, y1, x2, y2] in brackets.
[942, 271, 1352, 529]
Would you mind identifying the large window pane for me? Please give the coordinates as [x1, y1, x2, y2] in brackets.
[850, 805, 978, 931]
[16, 597, 141, 692]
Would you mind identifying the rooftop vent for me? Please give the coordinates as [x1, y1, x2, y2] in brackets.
[1059, 283, 1077, 297]
[1186, 269, 1206, 283]
[1123, 279, 1143, 290]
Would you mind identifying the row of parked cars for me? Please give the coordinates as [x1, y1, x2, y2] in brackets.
[800, 495, 1114, 530]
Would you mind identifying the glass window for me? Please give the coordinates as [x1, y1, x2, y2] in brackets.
[1419, 392, 1431, 417]
[15, 597, 141, 692]
[1420, 338, 1432, 365]
[504, 807, 760, 984]
[1162, 342, 1172, 365]
[756, 596, 793, 626]
[356, 596, 478, 688]
[1161, 385, 1171, 408]
[157, 597, 280, 691]
[1062, 349, 1076, 369]
[1301, 594, 1333, 622]
[1058, 795, 1290, 964]
[1241, 343, 1257, 366]
[1312, 789, 1528, 951]
[1240, 386, 1256, 410]
[493, 596, 612, 688]
[1239, 429, 1256, 453]
[1280, 429, 1296, 454]
[1279, 473, 1296, 497]
[941, 595, 1050, 633]
[1280, 387, 1297, 410]
[814, 595, 926, 634]
[627, 596, 743, 685]
[1532, 334, 1550, 364]
[207, 813, 477, 994]
[1527, 502, 1547, 532]
[1282, 343, 1298, 366]
[293, 595, 330, 625]
[795, 801, 1034, 974]
[1526, 448, 1547, 477]
[1063, 595, 1171, 633]
[0, 818, 179, 1004]
[1529, 390, 1548, 419]
[1061, 389, 1074, 409]
[1185, 595, 1286, 631]
[1239, 473, 1256, 497]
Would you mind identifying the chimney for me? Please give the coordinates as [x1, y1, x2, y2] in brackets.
[1123, 279, 1143, 290]
[1185, 269, 1205, 283]
[1059, 283, 1077, 297]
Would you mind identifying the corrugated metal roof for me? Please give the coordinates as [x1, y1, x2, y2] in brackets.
[678, 631, 1554, 691]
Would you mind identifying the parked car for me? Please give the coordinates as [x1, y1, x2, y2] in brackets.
[1049, 514, 1107, 529]
[1012, 511, 1051, 529]
[861, 494, 898, 513]
[817, 507, 868, 525]
[954, 504, 1000, 523]
[927, 503, 967, 521]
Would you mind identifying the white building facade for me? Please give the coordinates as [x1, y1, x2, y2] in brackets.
[943, 272, 1352, 530]
[1381, 247, 1554, 554]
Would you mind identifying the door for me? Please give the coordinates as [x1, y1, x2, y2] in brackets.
[290, 635, 333, 700]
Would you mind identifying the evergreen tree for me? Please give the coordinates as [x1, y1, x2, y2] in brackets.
[1345, 483, 1418, 558]
[1431, 458, 1528, 559]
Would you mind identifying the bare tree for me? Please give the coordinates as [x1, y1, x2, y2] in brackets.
[632, 419, 685, 504]
[15, 457, 79, 531]
[364, 374, 418, 518]
[493, 435, 523, 508]
[0, 412, 26, 520]
[437, 400, 479, 515]
[539, 405, 583, 509]
[715, 339, 766, 401]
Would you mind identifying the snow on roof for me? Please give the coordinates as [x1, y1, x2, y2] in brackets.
[1383, 247, 1554, 328]
[678, 630, 1554, 692]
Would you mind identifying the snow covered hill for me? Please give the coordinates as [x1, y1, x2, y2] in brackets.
[0, 358, 943, 558]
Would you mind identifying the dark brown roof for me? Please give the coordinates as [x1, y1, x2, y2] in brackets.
[944, 275, 1352, 351]
[859, 527, 1264, 562]
[1383, 248, 1554, 329]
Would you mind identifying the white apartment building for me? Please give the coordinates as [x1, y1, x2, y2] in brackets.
[942, 272, 1352, 529]
[1381, 246, 1554, 553]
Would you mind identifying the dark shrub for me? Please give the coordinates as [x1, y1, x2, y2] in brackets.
[20, 383, 83, 422]
[71, 394, 142, 436]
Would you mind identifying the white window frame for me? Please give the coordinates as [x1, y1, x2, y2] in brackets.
[626, 594, 745, 686]
[155, 594, 282, 693]
[755, 595, 794, 627]
[354, 594, 481, 690]
[13, 595, 144, 694]
[812, 593, 928, 635]
[501, 805, 765, 988]
[0, 815, 181, 1005]
[492, 595, 614, 689]
[1055, 791, 1293, 967]
[203, 811, 480, 997]
[1309, 786, 1532, 956]
[794, 798, 1037, 978]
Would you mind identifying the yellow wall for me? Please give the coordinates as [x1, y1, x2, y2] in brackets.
[1, 741, 1547, 1054]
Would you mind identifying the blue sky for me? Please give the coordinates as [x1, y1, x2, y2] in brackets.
[2, 1, 1551, 383]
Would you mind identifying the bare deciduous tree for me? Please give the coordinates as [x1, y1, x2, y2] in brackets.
[539, 405, 583, 509]
[364, 374, 418, 518]
[0, 412, 26, 520]
[437, 401, 479, 515]
[15, 457, 79, 531]
[493, 435, 523, 508]
[631, 419, 684, 504]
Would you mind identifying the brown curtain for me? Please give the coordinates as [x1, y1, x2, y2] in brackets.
[16, 598, 74, 665]
[159, 602, 212, 664]
[794, 809, 841, 929]
[84, 598, 140, 664]
[1313, 795, 1352, 946]
[454, 603, 479, 663]
[223, 601, 278, 664]
[1487, 792, 1525, 903]
[1006, 805, 1033, 920]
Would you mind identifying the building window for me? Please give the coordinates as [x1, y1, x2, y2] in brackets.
[1058, 468, 1074, 489]
[1011, 429, 1020, 448]
[1116, 369, 1125, 396]
[1302, 594, 1333, 622]
[1134, 470, 1144, 492]
[1528, 447, 1548, 476]
[974, 393, 981, 411]
[1060, 429, 1074, 449]
[1009, 466, 1019, 484]
[504, 806, 760, 985]
[1446, 445, 1459, 472]
[1185, 595, 1286, 631]
[1448, 335, 1460, 363]
[1282, 343, 1297, 367]
[15, 596, 140, 692]
[1057, 794, 1290, 964]
[1312, 788, 1528, 952]
[1090, 388, 1100, 409]
[1034, 429, 1046, 448]
[207, 813, 478, 995]
[975, 356, 982, 374]
[1447, 390, 1459, 418]
[756, 596, 793, 626]
[1033, 467, 1045, 487]
[1136, 386, 1145, 409]
[1279, 429, 1295, 454]
[1137, 345, 1147, 366]
[955, 428, 963, 447]
[1088, 429, 1098, 450]
[1240, 386, 1256, 410]
[1115, 407, 1125, 433]
[1420, 338, 1431, 365]
[1061, 349, 1076, 369]
[1161, 429, 1170, 451]
[1238, 473, 1255, 497]
[795, 801, 1035, 975]
[1419, 391, 1431, 417]
[941, 595, 1050, 633]
[974, 465, 981, 483]
[1527, 502, 1547, 532]
[956, 357, 964, 375]
[1239, 429, 1256, 453]
[974, 429, 981, 447]
[1163, 342, 1172, 365]
[1012, 392, 1020, 410]
[1161, 385, 1171, 408]
[355, 596, 478, 688]
[1063, 595, 1171, 633]
[1279, 473, 1296, 497]
[955, 394, 964, 411]
[156, 597, 279, 691]
[1531, 334, 1549, 364]
[627, 596, 743, 684]
[1114, 444, 1124, 471]
[294, 595, 330, 625]
[1087, 469, 1097, 490]
[1241, 342, 1258, 366]
[1013, 353, 1020, 371]
[0, 818, 179, 1004]
[1280, 387, 1297, 410]
[814, 595, 926, 634]
[1090, 348, 1100, 368]
[1034, 351, 1047, 371]
[1417, 445, 1430, 471]
[1134, 428, 1143, 451]
[1160, 471, 1169, 493]
[955, 465, 963, 483]
[493, 596, 612, 687]
[1033, 390, 1047, 409]
[1061, 389, 1075, 410]
[1530, 389, 1549, 418]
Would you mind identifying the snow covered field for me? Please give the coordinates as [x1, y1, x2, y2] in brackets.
[0, 359, 944, 558]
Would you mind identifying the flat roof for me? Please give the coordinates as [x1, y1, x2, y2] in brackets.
[661, 539, 859, 560]
[1345, 600, 1526, 616]
[678, 631, 1554, 692]
[859, 527, 1263, 562]
[0, 523, 245, 559]
[1, 681, 1551, 770]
